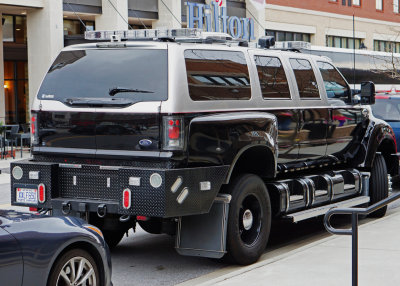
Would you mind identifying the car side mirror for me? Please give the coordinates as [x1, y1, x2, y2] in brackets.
[360, 81, 375, 105]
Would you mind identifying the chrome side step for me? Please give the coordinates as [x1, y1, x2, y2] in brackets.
[284, 196, 370, 223]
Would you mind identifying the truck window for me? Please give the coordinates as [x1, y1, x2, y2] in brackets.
[317, 61, 350, 99]
[38, 49, 168, 102]
[184, 49, 251, 101]
[254, 56, 290, 99]
[289, 58, 320, 99]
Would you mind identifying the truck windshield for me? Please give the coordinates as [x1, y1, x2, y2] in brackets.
[38, 49, 168, 102]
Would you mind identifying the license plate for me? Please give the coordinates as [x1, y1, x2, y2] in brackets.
[16, 188, 38, 204]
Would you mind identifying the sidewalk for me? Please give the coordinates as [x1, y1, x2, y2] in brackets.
[0, 148, 31, 173]
[181, 208, 400, 286]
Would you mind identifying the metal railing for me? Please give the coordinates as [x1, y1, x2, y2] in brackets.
[324, 192, 400, 286]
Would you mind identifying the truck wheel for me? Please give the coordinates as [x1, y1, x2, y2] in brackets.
[225, 174, 271, 265]
[103, 229, 125, 249]
[138, 218, 162, 234]
[369, 154, 389, 218]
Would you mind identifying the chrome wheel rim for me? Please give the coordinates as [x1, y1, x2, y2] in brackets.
[56, 256, 97, 286]
[239, 194, 262, 246]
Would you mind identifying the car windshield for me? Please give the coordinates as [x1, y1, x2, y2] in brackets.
[37, 49, 168, 102]
[371, 98, 400, 121]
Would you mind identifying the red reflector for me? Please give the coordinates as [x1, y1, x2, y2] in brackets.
[168, 126, 180, 139]
[123, 189, 131, 209]
[38, 183, 45, 203]
[136, 216, 147, 221]
[31, 116, 35, 135]
[29, 207, 37, 212]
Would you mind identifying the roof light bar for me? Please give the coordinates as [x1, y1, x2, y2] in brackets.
[84, 28, 203, 41]
[274, 41, 311, 50]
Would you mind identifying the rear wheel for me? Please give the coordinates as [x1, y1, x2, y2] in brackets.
[47, 249, 99, 286]
[225, 174, 271, 265]
[369, 153, 389, 218]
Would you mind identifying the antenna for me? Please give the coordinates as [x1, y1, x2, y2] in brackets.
[66, 2, 88, 31]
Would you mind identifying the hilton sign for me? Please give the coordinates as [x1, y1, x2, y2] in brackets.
[186, 1, 255, 40]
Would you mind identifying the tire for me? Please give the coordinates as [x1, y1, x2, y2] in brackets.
[225, 174, 271, 265]
[47, 249, 99, 286]
[138, 218, 162, 234]
[103, 229, 125, 249]
[369, 154, 389, 218]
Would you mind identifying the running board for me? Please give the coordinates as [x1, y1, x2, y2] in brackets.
[284, 196, 370, 223]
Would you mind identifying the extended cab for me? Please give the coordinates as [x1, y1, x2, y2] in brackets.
[11, 29, 398, 265]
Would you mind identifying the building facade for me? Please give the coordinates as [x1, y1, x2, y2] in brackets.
[1, 0, 400, 125]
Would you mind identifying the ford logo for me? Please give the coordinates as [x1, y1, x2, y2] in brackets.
[139, 139, 153, 147]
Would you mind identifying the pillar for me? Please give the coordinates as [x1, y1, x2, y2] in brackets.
[0, 12, 5, 124]
[96, 0, 128, 31]
[153, 0, 181, 29]
[26, 0, 64, 110]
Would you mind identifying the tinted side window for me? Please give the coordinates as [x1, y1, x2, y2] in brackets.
[254, 56, 290, 99]
[289, 58, 320, 99]
[317, 61, 350, 99]
[184, 50, 251, 101]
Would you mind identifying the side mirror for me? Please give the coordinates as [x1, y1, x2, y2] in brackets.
[360, 81, 375, 105]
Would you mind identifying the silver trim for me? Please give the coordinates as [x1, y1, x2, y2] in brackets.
[286, 196, 370, 223]
[177, 187, 189, 204]
[59, 163, 82, 169]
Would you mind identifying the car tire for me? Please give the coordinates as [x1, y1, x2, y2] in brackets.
[368, 153, 389, 218]
[225, 174, 271, 265]
[47, 248, 99, 286]
[103, 229, 125, 249]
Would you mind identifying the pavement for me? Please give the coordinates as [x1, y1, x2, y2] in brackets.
[0, 148, 31, 174]
[3, 150, 400, 285]
[180, 204, 400, 286]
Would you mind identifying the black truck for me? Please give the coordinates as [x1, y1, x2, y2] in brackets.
[10, 29, 398, 265]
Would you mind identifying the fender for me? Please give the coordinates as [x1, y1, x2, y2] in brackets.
[187, 112, 278, 178]
[361, 119, 397, 169]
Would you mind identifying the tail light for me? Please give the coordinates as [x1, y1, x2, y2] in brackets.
[122, 188, 131, 209]
[31, 113, 38, 145]
[38, 183, 45, 203]
[163, 116, 184, 150]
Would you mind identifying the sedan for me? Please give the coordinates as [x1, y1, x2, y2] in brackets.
[0, 209, 112, 286]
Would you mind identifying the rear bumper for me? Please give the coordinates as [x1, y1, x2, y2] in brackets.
[10, 160, 229, 218]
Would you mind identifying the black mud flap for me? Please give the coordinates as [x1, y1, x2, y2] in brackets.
[175, 194, 231, 259]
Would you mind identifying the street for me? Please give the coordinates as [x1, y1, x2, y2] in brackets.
[2, 172, 400, 286]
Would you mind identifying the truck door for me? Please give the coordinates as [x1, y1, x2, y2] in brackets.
[289, 58, 328, 160]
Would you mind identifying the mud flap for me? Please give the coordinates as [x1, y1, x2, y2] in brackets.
[175, 194, 231, 259]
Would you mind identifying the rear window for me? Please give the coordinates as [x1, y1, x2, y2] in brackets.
[184, 49, 251, 101]
[38, 49, 168, 103]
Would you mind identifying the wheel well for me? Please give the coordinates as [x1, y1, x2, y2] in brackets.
[228, 146, 275, 183]
[377, 139, 398, 176]
[46, 242, 105, 286]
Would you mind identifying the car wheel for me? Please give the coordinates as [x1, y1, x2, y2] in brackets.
[225, 174, 271, 265]
[368, 153, 389, 218]
[48, 249, 99, 286]
[103, 229, 125, 249]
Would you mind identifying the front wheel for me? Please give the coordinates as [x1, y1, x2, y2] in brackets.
[368, 153, 389, 218]
[225, 174, 271, 265]
[47, 249, 99, 286]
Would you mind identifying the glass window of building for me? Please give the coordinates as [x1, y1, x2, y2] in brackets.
[2, 15, 27, 43]
[374, 40, 400, 53]
[395, 0, 400, 13]
[4, 61, 28, 124]
[376, 0, 383, 10]
[326, 36, 362, 49]
[266, 30, 311, 42]
[353, 0, 360, 6]
[63, 19, 95, 35]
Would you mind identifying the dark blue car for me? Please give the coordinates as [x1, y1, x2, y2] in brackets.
[371, 94, 400, 153]
[0, 210, 112, 286]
